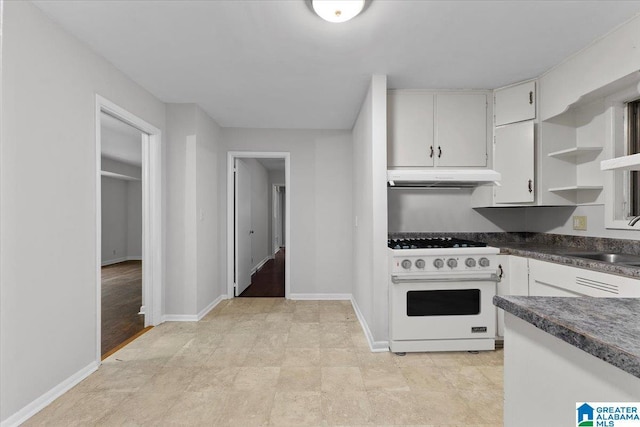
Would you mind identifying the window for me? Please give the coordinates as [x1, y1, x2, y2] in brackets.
[603, 83, 640, 229]
[628, 99, 640, 217]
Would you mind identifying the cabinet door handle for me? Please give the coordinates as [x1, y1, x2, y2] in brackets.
[438, 146, 442, 158]
[430, 146, 434, 158]
[529, 91, 533, 105]
[528, 179, 533, 193]
[498, 264, 504, 280]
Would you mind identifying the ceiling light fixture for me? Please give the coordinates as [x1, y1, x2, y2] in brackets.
[312, 0, 365, 23]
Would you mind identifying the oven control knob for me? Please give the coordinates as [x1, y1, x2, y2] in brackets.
[433, 258, 444, 269]
[465, 258, 476, 267]
[415, 259, 426, 269]
[447, 258, 458, 268]
[401, 259, 412, 270]
[479, 257, 491, 267]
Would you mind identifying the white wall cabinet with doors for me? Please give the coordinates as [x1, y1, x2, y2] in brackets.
[493, 121, 535, 204]
[495, 80, 536, 126]
[496, 255, 529, 338]
[473, 80, 537, 207]
[387, 90, 490, 168]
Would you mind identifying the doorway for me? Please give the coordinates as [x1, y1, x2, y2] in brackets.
[227, 152, 290, 299]
[95, 96, 162, 362]
[100, 112, 145, 356]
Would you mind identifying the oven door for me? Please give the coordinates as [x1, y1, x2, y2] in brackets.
[390, 273, 498, 341]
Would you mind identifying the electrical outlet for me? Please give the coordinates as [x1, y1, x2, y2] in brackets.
[573, 215, 587, 231]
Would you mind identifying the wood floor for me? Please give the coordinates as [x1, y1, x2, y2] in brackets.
[101, 260, 144, 356]
[240, 248, 285, 297]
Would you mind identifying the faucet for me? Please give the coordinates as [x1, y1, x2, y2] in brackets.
[629, 216, 640, 226]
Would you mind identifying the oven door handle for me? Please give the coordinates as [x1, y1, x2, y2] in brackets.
[391, 274, 500, 284]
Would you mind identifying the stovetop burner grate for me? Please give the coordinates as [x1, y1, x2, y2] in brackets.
[388, 237, 488, 250]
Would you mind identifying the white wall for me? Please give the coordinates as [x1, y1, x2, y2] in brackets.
[524, 204, 640, 239]
[101, 176, 129, 264]
[220, 128, 353, 297]
[388, 190, 528, 233]
[165, 104, 196, 316]
[195, 107, 222, 314]
[165, 104, 222, 317]
[101, 158, 142, 265]
[0, 2, 166, 423]
[127, 181, 142, 258]
[351, 75, 389, 348]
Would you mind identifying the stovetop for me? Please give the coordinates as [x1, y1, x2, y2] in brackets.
[388, 237, 488, 250]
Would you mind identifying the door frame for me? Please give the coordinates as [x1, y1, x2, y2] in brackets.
[95, 95, 163, 362]
[272, 183, 285, 254]
[227, 152, 291, 299]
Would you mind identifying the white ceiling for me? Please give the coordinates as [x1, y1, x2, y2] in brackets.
[101, 113, 143, 166]
[34, 0, 640, 130]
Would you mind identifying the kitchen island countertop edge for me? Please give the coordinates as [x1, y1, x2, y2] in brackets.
[494, 295, 640, 379]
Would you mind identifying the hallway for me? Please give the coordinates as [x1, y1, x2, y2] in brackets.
[239, 249, 285, 297]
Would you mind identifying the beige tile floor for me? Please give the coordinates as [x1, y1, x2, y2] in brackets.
[25, 298, 504, 426]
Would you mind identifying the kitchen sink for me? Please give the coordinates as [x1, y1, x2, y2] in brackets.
[560, 252, 640, 265]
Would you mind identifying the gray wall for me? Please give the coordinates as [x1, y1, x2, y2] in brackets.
[195, 106, 222, 314]
[0, 1, 166, 422]
[165, 104, 223, 317]
[388, 190, 527, 233]
[101, 159, 142, 265]
[351, 75, 389, 347]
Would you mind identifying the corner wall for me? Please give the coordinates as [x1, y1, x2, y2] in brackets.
[351, 75, 389, 349]
[165, 104, 223, 318]
[0, 1, 166, 423]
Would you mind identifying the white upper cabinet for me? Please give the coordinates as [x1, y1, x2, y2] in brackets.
[387, 90, 488, 168]
[387, 91, 435, 167]
[494, 121, 535, 203]
[435, 93, 487, 167]
[494, 81, 536, 126]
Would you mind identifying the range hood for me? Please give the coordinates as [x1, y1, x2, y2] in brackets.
[387, 169, 501, 188]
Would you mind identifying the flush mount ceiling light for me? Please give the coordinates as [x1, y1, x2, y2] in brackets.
[312, 0, 365, 23]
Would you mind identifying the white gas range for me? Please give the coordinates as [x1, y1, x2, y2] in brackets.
[388, 237, 500, 354]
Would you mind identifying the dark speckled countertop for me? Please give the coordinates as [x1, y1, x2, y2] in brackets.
[388, 232, 640, 279]
[494, 295, 640, 378]
[493, 242, 640, 279]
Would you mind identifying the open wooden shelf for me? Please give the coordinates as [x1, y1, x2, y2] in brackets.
[548, 185, 603, 192]
[548, 147, 602, 161]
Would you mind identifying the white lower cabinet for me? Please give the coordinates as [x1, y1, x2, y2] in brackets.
[498, 255, 640, 337]
[496, 255, 529, 338]
[529, 258, 640, 297]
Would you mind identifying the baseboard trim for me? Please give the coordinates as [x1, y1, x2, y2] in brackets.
[161, 314, 198, 322]
[289, 293, 352, 300]
[161, 295, 227, 323]
[101, 256, 142, 267]
[1, 360, 100, 427]
[197, 294, 226, 320]
[251, 256, 273, 275]
[350, 297, 390, 353]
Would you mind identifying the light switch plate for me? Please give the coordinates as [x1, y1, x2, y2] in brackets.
[573, 215, 587, 231]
